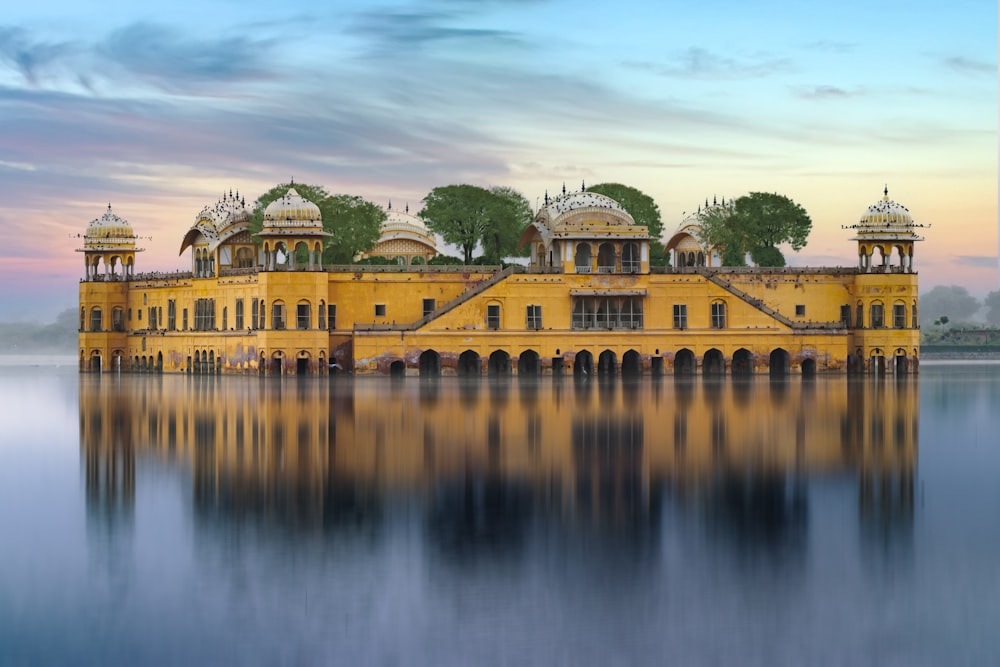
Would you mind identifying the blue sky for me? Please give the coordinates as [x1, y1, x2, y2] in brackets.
[0, 0, 996, 319]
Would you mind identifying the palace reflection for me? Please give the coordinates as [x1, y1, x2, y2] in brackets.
[79, 374, 918, 557]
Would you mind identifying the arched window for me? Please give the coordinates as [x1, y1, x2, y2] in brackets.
[296, 300, 311, 330]
[893, 301, 906, 328]
[856, 301, 864, 328]
[622, 243, 639, 273]
[710, 301, 726, 329]
[272, 300, 286, 330]
[597, 243, 616, 273]
[575, 243, 592, 273]
[318, 300, 326, 329]
[870, 301, 884, 328]
[89, 307, 103, 332]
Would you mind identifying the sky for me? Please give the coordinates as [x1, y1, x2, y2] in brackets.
[0, 0, 996, 320]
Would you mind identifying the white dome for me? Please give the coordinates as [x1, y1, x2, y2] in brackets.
[263, 187, 322, 227]
[197, 190, 250, 231]
[856, 188, 914, 232]
[83, 204, 137, 250]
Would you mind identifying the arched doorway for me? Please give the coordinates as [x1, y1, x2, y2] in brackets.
[732, 348, 753, 377]
[769, 348, 790, 378]
[573, 350, 594, 378]
[296, 352, 310, 376]
[390, 360, 406, 378]
[458, 350, 481, 377]
[156, 351, 163, 373]
[622, 350, 642, 378]
[91, 351, 102, 373]
[488, 350, 510, 377]
[419, 350, 440, 377]
[801, 358, 817, 378]
[193, 350, 201, 374]
[703, 349, 724, 377]
[894, 350, 908, 375]
[518, 350, 540, 377]
[271, 353, 283, 375]
[598, 350, 617, 377]
[674, 349, 695, 376]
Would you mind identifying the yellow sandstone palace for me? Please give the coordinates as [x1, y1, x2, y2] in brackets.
[77, 186, 923, 376]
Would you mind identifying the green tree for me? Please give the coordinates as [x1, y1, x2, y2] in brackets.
[481, 186, 533, 264]
[983, 290, 1000, 326]
[696, 200, 746, 266]
[698, 192, 811, 266]
[585, 183, 668, 266]
[250, 182, 385, 265]
[919, 285, 980, 327]
[419, 184, 531, 264]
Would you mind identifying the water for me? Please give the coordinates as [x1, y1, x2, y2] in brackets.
[1, 360, 998, 665]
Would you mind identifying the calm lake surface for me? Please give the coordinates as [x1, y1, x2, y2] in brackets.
[1, 359, 998, 666]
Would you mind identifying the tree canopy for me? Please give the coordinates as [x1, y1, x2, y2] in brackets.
[250, 182, 385, 265]
[919, 285, 981, 326]
[585, 182, 668, 266]
[698, 192, 812, 267]
[419, 184, 532, 264]
[984, 290, 1000, 326]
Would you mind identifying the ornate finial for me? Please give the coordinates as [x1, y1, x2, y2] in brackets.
[581, 180, 586, 192]
[721, 196, 725, 205]
[388, 200, 392, 210]
[713, 195, 717, 205]
[884, 184, 888, 197]
[697, 204, 701, 213]
[290, 176, 295, 185]
[405, 203, 409, 213]
[562, 182, 566, 195]
[705, 198, 709, 208]
[107, 203, 112, 212]
[544, 190, 549, 205]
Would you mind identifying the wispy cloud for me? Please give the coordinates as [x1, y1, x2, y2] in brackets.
[954, 255, 998, 269]
[98, 22, 277, 91]
[626, 48, 791, 79]
[940, 55, 995, 75]
[0, 25, 78, 85]
[793, 85, 859, 99]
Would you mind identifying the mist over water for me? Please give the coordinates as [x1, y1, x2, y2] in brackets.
[1, 362, 998, 665]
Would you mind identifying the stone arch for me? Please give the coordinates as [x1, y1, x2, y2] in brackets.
[674, 349, 695, 376]
[419, 350, 440, 377]
[458, 350, 481, 377]
[296, 350, 310, 375]
[575, 243, 592, 273]
[893, 348, 908, 375]
[801, 358, 817, 378]
[622, 349, 642, 377]
[518, 350, 540, 377]
[732, 348, 753, 377]
[769, 348, 790, 378]
[156, 351, 163, 373]
[703, 348, 724, 376]
[390, 360, 406, 378]
[488, 350, 511, 377]
[573, 350, 594, 378]
[597, 242, 616, 272]
[598, 349, 617, 377]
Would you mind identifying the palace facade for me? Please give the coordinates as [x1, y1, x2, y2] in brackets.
[77, 186, 923, 376]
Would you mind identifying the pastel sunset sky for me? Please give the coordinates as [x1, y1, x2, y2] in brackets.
[1, 0, 996, 319]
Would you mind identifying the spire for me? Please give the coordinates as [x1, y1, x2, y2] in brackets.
[562, 182, 566, 195]
[405, 203, 409, 213]
[388, 200, 392, 210]
[884, 184, 889, 197]
[713, 195, 717, 205]
[581, 180, 586, 192]
[544, 190, 549, 205]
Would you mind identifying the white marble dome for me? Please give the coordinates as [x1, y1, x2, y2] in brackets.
[856, 188, 915, 233]
[83, 204, 137, 249]
[263, 187, 322, 227]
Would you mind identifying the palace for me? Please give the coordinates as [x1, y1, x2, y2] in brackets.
[77, 185, 924, 376]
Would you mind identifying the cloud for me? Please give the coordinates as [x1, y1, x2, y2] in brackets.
[940, 55, 996, 75]
[0, 25, 78, 85]
[349, 9, 524, 56]
[626, 48, 791, 79]
[954, 255, 998, 269]
[98, 22, 276, 91]
[793, 85, 858, 100]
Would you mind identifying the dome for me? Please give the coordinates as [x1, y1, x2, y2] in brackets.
[545, 190, 627, 218]
[82, 204, 138, 250]
[197, 190, 250, 231]
[263, 187, 322, 227]
[384, 205, 428, 232]
[856, 188, 914, 231]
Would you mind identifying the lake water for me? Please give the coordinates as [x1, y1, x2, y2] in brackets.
[1, 358, 998, 665]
